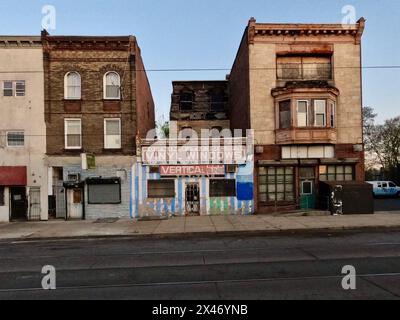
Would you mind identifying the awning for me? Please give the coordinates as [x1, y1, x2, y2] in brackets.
[0, 166, 27, 186]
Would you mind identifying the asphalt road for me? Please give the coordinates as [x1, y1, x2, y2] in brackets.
[374, 198, 400, 212]
[0, 231, 399, 300]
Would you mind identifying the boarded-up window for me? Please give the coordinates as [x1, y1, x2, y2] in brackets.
[87, 178, 121, 204]
[0, 187, 4, 206]
[210, 179, 236, 197]
[148, 180, 175, 198]
[277, 56, 332, 80]
[279, 100, 291, 129]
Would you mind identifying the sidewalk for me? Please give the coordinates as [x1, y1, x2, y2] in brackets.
[1, 212, 400, 241]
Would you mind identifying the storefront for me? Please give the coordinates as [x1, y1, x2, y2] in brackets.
[131, 138, 254, 218]
[255, 144, 363, 214]
[0, 166, 28, 221]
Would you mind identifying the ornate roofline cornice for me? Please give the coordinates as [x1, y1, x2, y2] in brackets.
[248, 17, 366, 45]
[41, 30, 137, 53]
[0, 36, 42, 47]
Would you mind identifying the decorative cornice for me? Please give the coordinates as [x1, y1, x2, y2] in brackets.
[248, 17, 366, 45]
[41, 30, 137, 53]
[0, 36, 42, 48]
[271, 81, 340, 97]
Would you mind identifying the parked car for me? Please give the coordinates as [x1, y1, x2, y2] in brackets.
[366, 181, 400, 198]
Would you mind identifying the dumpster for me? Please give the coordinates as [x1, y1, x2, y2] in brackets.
[319, 181, 374, 215]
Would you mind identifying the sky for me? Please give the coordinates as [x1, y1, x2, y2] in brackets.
[0, 0, 399, 124]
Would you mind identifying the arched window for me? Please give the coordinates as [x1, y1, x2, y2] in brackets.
[104, 71, 121, 99]
[64, 72, 81, 99]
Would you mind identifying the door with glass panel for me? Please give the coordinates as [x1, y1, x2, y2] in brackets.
[299, 167, 316, 210]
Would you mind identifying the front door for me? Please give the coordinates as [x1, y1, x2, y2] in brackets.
[185, 183, 200, 215]
[299, 167, 316, 210]
[67, 188, 83, 219]
[10, 187, 28, 220]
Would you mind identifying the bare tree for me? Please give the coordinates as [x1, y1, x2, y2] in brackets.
[363, 107, 400, 182]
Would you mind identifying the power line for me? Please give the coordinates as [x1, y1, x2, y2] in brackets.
[0, 65, 399, 74]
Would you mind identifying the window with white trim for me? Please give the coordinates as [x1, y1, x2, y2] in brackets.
[64, 72, 81, 99]
[6, 131, 24, 147]
[104, 118, 121, 149]
[297, 100, 308, 127]
[64, 119, 82, 149]
[3, 81, 25, 97]
[104, 72, 121, 99]
[315, 100, 327, 127]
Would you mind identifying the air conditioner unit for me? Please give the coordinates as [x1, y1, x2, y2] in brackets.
[67, 173, 81, 183]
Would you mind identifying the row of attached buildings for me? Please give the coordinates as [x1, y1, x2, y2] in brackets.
[0, 17, 366, 222]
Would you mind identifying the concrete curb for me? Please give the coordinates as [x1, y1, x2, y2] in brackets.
[3, 225, 400, 243]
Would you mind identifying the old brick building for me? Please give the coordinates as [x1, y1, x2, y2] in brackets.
[229, 18, 366, 213]
[170, 80, 229, 136]
[42, 31, 155, 219]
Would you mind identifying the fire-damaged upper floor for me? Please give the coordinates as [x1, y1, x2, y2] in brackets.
[170, 80, 229, 121]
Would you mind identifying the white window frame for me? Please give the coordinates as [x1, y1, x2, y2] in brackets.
[3, 81, 25, 97]
[104, 118, 122, 149]
[103, 71, 121, 100]
[64, 118, 82, 150]
[297, 100, 309, 127]
[64, 72, 81, 100]
[6, 131, 25, 147]
[301, 180, 313, 195]
[314, 100, 327, 127]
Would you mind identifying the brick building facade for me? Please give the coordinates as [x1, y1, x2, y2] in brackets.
[229, 18, 366, 213]
[42, 31, 155, 219]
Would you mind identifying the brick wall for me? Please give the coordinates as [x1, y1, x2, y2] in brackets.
[43, 35, 155, 156]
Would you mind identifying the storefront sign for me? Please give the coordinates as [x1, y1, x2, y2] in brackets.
[160, 165, 225, 177]
[142, 145, 248, 165]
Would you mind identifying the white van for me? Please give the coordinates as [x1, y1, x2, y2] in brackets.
[366, 181, 400, 197]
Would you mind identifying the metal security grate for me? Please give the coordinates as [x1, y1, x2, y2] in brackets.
[28, 187, 41, 221]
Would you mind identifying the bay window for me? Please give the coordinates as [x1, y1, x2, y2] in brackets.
[279, 100, 291, 129]
[297, 101, 308, 127]
[314, 100, 327, 127]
